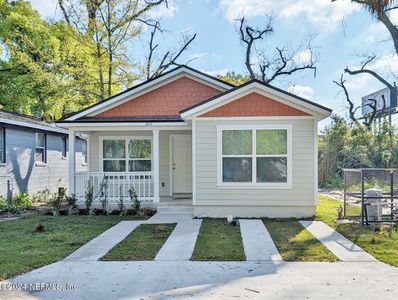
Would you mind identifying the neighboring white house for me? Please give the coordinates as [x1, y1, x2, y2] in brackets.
[57, 66, 331, 217]
[0, 109, 87, 197]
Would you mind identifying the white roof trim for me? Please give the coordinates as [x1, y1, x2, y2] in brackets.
[180, 82, 331, 120]
[0, 118, 68, 134]
[65, 67, 233, 121]
[58, 122, 189, 128]
[58, 122, 191, 132]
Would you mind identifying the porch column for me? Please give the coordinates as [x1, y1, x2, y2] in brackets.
[68, 129, 76, 196]
[153, 129, 160, 202]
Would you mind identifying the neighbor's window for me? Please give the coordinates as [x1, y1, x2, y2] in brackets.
[82, 139, 87, 164]
[220, 127, 289, 185]
[35, 132, 46, 163]
[62, 136, 67, 157]
[0, 127, 5, 163]
[102, 138, 151, 172]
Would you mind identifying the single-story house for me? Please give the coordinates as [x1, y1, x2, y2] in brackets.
[0, 109, 87, 197]
[57, 66, 332, 217]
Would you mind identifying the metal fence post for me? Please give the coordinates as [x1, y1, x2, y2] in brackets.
[361, 171, 365, 226]
[390, 170, 394, 221]
[343, 170, 347, 218]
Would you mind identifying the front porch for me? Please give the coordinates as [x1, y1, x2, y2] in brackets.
[66, 124, 193, 208]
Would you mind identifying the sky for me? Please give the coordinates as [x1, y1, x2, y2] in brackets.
[27, 0, 398, 129]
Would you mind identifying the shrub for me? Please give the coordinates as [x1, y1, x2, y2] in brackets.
[65, 193, 78, 215]
[85, 180, 94, 214]
[0, 197, 7, 211]
[99, 177, 108, 214]
[129, 187, 140, 211]
[49, 193, 63, 216]
[118, 186, 126, 215]
[12, 193, 32, 210]
[32, 188, 50, 203]
[324, 175, 344, 189]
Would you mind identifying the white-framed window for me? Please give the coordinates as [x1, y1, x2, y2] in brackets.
[0, 127, 5, 163]
[100, 137, 152, 172]
[217, 125, 292, 188]
[35, 132, 47, 163]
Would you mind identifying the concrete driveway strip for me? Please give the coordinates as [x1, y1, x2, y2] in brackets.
[300, 220, 377, 262]
[155, 219, 202, 261]
[239, 219, 282, 261]
[1, 261, 397, 299]
[63, 221, 144, 261]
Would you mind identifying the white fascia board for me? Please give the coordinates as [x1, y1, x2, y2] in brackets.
[180, 82, 331, 120]
[65, 67, 233, 121]
[0, 118, 68, 134]
[58, 122, 191, 132]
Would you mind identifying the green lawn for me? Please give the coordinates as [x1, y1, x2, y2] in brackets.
[264, 219, 338, 262]
[101, 223, 176, 261]
[316, 195, 398, 266]
[0, 214, 148, 280]
[191, 218, 245, 261]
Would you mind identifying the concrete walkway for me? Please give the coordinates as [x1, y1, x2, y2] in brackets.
[300, 221, 377, 262]
[239, 219, 282, 261]
[64, 212, 201, 262]
[155, 218, 202, 261]
[146, 212, 195, 224]
[64, 221, 144, 261]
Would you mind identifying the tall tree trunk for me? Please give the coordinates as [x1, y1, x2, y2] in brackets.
[107, 0, 112, 98]
[94, 25, 105, 100]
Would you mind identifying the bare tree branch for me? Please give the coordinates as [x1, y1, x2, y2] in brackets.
[237, 17, 317, 83]
[344, 55, 396, 91]
[333, 73, 387, 129]
[144, 23, 197, 79]
[58, 0, 71, 25]
[333, 74, 359, 124]
[238, 17, 273, 79]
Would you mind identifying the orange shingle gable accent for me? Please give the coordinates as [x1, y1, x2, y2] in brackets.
[94, 77, 221, 117]
[200, 92, 310, 117]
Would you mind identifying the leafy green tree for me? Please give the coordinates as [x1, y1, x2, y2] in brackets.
[58, 0, 168, 99]
[217, 72, 250, 86]
[319, 115, 398, 188]
[0, 0, 99, 120]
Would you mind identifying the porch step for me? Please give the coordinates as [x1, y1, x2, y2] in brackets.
[157, 206, 194, 214]
[159, 200, 192, 206]
[173, 193, 192, 200]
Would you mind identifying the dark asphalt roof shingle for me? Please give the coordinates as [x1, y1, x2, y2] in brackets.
[0, 109, 65, 132]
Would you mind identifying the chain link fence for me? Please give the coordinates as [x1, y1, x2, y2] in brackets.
[343, 169, 398, 224]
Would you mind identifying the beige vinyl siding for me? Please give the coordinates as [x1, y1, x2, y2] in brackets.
[88, 130, 191, 196]
[194, 118, 315, 207]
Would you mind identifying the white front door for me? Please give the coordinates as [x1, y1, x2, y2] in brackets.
[172, 135, 192, 194]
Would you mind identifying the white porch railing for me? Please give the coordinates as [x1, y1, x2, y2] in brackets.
[74, 172, 156, 204]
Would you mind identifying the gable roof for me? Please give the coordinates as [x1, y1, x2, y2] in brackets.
[61, 66, 235, 122]
[180, 79, 332, 119]
[0, 109, 67, 134]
